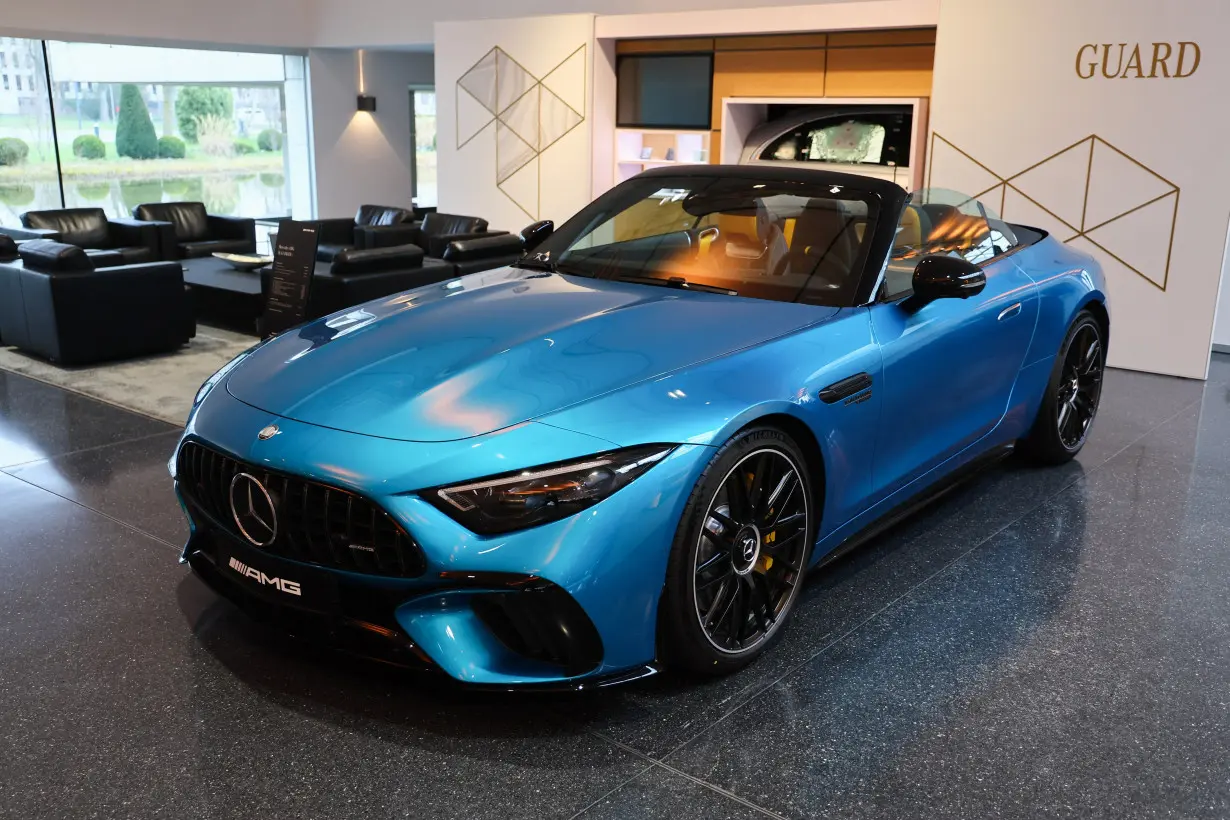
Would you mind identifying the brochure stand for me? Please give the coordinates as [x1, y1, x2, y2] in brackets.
[260, 220, 319, 338]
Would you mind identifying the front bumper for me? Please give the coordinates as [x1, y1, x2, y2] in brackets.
[175, 387, 708, 687]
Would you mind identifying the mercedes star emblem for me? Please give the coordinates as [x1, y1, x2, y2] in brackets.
[229, 473, 278, 547]
[257, 424, 280, 441]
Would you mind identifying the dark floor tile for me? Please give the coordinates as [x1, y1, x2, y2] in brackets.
[0, 474, 643, 820]
[0, 370, 174, 469]
[576, 764, 780, 820]
[557, 456, 1086, 757]
[4, 430, 186, 547]
[1073, 366, 1203, 466]
[662, 420, 1230, 819]
[557, 366, 1205, 758]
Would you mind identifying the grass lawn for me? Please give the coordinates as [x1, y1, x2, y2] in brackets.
[1, 152, 284, 182]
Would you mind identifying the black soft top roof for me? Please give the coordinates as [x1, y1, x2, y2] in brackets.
[636, 163, 910, 204]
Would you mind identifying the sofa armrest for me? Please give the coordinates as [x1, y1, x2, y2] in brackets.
[1, 226, 60, 242]
[425, 229, 510, 258]
[314, 217, 358, 246]
[356, 223, 421, 250]
[107, 218, 163, 256]
[442, 233, 524, 263]
[207, 215, 257, 247]
[134, 220, 178, 261]
[331, 244, 425, 275]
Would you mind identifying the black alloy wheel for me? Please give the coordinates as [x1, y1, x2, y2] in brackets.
[1020, 310, 1106, 465]
[662, 428, 815, 675]
[1056, 322, 1103, 450]
[693, 448, 810, 653]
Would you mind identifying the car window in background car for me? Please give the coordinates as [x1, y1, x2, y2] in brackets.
[551, 176, 879, 307]
[880, 189, 1020, 300]
[759, 111, 912, 168]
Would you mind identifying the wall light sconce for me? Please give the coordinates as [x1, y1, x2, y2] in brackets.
[356, 48, 376, 112]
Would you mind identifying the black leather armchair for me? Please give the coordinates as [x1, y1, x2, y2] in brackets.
[1, 208, 161, 267]
[0, 240, 195, 365]
[409, 212, 507, 258]
[314, 204, 418, 262]
[132, 201, 256, 260]
[260, 243, 455, 322]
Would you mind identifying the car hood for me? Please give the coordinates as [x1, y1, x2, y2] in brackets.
[225, 270, 835, 441]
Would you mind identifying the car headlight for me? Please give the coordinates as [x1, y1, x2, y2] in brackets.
[194, 347, 255, 406]
[424, 445, 675, 535]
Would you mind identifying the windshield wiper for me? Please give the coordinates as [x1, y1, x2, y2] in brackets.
[512, 257, 556, 272]
[512, 257, 595, 278]
[613, 274, 738, 296]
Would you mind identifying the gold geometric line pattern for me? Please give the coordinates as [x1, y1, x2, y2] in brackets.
[929, 132, 1180, 292]
[455, 43, 587, 220]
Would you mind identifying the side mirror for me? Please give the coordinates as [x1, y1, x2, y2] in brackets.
[912, 254, 986, 300]
[520, 220, 554, 252]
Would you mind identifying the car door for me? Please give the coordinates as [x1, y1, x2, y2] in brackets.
[867, 200, 1037, 501]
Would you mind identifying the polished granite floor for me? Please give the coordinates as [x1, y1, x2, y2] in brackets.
[0, 359, 1227, 819]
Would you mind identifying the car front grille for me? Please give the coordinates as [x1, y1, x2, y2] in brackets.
[176, 441, 426, 578]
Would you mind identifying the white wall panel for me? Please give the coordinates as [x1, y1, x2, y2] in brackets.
[436, 15, 594, 232]
[309, 49, 433, 219]
[930, 0, 1229, 379]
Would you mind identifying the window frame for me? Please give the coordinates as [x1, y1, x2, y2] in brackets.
[409, 85, 436, 209]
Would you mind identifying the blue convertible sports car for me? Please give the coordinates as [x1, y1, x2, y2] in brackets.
[173, 166, 1108, 688]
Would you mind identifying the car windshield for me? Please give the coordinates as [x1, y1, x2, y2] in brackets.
[533, 175, 880, 306]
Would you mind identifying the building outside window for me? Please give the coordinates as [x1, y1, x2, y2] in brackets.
[411, 88, 437, 208]
[0, 39, 311, 226]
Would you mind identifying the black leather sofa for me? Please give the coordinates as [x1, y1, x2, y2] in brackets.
[132, 201, 256, 260]
[0, 239, 195, 365]
[314, 204, 418, 262]
[1, 208, 162, 267]
[260, 244, 456, 322]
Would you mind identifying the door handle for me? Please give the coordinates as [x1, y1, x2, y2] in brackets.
[997, 302, 1022, 321]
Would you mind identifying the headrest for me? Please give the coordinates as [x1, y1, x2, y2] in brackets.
[896, 205, 922, 249]
[331, 244, 425, 275]
[421, 212, 488, 236]
[442, 233, 523, 263]
[133, 201, 210, 241]
[355, 204, 415, 227]
[0, 233, 18, 261]
[17, 239, 93, 272]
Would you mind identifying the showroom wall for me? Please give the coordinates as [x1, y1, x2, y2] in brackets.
[929, 0, 1229, 379]
[435, 14, 594, 230]
[309, 49, 433, 218]
[0, 0, 316, 50]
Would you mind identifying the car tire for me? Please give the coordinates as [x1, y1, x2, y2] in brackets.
[1019, 310, 1105, 465]
[660, 426, 816, 676]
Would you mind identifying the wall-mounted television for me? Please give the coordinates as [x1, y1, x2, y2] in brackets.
[616, 54, 713, 130]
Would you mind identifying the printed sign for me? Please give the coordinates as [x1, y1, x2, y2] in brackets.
[261, 221, 319, 337]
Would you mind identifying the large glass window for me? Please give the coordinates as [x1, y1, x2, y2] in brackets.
[411, 88, 436, 209]
[0, 40, 59, 223]
[0, 39, 309, 228]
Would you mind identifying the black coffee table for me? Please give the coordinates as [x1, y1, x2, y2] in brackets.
[181, 256, 268, 334]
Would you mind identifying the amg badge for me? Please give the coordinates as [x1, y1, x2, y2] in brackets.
[228, 557, 302, 596]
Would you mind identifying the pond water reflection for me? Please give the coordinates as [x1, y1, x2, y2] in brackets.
[0, 172, 289, 223]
